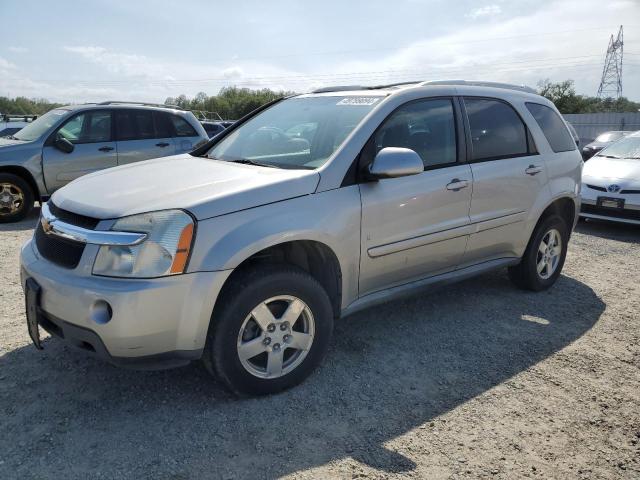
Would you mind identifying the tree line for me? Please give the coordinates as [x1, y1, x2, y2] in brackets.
[1, 81, 638, 118]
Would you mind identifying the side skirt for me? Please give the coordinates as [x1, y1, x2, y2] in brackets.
[341, 257, 520, 318]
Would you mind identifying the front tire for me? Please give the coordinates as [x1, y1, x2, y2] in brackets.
[203, 265, 334, 396]
[508, 214, 569, 291]
[0, 173, 34, 223]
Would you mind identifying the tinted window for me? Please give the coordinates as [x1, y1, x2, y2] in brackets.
[154, 112, 173, 138]
[115, 111, 136, 140]
[464, 98, 528, 161]
[116, 110, 172, 140]
[133, 111, 154, 139]
[171, 116, 197, 137]
[375, 99, 457, 167]
[525, 103, 575, 152]
[57, 111, 111, 144]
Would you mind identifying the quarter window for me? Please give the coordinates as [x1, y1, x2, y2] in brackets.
[375, 98, 457, 168]
[171, 116, 197, 137]
[525, 102, 576, 152]
[464, 98, 529, 161]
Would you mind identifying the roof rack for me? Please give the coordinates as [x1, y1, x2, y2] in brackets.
[191, 110, 223, 121]
[96, 101, 187, 110]
[311, 80, 537, 95]
[419, 80, 537, 94]
[1, 113, 38, 122]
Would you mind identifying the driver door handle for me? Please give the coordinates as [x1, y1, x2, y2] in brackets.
[98, 146, 114, 152]
[155, 142, 170, 147]
[446, 179, 469, 191]
[525, 164, 542, 176]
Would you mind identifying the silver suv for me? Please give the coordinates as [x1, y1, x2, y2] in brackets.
[1, 102, 208, 222]
[20, 81, 582, 396]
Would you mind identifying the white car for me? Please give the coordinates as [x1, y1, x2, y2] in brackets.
[580, 131, 640, 225]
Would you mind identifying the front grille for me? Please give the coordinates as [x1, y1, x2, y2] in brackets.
[621, 189, 640, 194]
[581, 204, 640, 221]
[34, 203, 99, 269]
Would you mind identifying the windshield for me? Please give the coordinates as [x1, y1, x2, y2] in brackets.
[595, 131, 626, 143]
[205, 95, 382, 169]
[14, 109, 70, 141]
[596, 135, 640, 159]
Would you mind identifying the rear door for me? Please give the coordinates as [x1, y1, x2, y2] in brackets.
[42, 109, 117, 192]
[358, 97, 472, 295]
[115, 110, 176, 165]
[460, 97, 546, 267]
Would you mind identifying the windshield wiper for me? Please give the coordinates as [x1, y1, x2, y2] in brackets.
[214, 157, 278, 168]
[599, 154, 621, 159]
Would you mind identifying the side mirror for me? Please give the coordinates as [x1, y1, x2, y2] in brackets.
[368, 147, 424, 179]
[54, 136, 74, 154]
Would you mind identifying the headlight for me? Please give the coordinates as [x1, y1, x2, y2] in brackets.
[93, 210, 195, 278]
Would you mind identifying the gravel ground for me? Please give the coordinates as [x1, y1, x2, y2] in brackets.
[0, 209, 638, 479]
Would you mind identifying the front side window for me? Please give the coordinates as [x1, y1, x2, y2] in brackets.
[57, 111, 112, 144]
[525, 103, 575, 152]
[464, 98, 529, 161]
[206, 95, 382, 169]
[374, 98, 457, 168]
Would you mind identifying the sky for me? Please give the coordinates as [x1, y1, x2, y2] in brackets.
[1, 0, 639, 103]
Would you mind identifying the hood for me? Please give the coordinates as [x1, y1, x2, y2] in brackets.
[52, 154, 320, 220]
[0, 137, 33, 149]
[583, 155, 640, 188]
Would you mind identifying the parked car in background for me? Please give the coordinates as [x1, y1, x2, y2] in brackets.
[20, 80, 581, 396]
[580, 131, 640, 224]
[565, 121, 580, 147]
[0, 113, 37, 138]
[0, 101, 208, 222]
[581, 130, 632, 160]
[201, 121, 227, 138]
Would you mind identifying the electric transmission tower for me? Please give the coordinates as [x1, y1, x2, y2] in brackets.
[597, 25, 624, 99]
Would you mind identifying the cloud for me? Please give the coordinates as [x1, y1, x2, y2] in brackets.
[7, 46, 28, 53]
[466, 4, 502, 20]
[0, 56, 17, 69]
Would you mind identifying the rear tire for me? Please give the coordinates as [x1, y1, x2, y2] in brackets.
[203, 264, 334, 396]
[0, 173, 34, 223]
[508, 214, 568, 291]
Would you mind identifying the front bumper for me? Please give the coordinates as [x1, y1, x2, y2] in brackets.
[580, 185, 640, 225]
[20, 239, 232, 368]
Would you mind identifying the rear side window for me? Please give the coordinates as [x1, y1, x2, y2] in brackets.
[171, 116, 197, 137]
[525, 103, 576, 152]
[154, 112, 174, 138]
[116, 110, 175, 140]
[464, 98, 529, 161]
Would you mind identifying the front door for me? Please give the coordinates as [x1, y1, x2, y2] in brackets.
[42, 110, 117, 193]
[358, 98, 472, 296]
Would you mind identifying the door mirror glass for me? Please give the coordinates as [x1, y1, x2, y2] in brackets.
[369, 147, 424, 179]
[54, 136, 74, 153]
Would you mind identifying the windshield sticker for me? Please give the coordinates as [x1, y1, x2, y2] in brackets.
[337, 97, 380, 106]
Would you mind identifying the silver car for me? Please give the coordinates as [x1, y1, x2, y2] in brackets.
[0, 102, 208, 222]
[20, 81, 582, 395]
[580, 130, 640, 224]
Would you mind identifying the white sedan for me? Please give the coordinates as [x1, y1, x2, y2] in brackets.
[580, 131, 640, 225]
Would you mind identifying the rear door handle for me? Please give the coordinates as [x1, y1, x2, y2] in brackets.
[98, 146, 114, 152]
[155, 142, 170, 147]
[446, 178, 469, 191]
[525, 164, 542, 176]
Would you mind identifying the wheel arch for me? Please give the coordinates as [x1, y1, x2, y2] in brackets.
[216, 239, 343, 319]
[0, 165, 41, 199]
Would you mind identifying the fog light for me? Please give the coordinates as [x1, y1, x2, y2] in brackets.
[90, 300, 113, 325]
